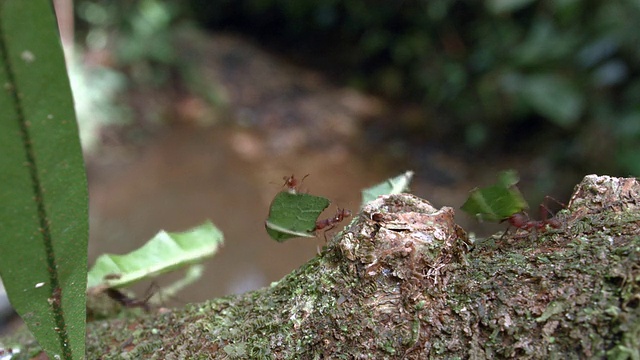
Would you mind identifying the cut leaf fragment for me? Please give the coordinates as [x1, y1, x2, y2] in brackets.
[159, 264, 204, 300]
[265, 191, 331, 242]
[361, 170, 414, 207]
[461, 170, 529, 222]
[87, 221, 223, 290]
[496, 169, 520, 188]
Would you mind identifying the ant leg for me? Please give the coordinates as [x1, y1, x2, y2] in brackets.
[322, 225, 336, 242]
[294, 174, 311, 194]
[538, 195, 567, 219]
[543, 195, 566, 209]
[499, 226, 511, 241]
[539, 204, 553, 222]
[144, 282, 164, 310]
[539, 201, 564, 230]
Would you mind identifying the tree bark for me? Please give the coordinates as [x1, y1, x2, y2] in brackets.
[5, 175, 640, 359]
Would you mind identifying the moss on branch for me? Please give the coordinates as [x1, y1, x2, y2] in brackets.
[3, 175, 640, 359]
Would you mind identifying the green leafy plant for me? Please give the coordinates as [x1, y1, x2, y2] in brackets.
[0, 2, 223, 358]
[75, 0, 226, 131]
[0, 1, 88, 358]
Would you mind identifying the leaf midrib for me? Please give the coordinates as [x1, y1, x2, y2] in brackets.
[0, 7, 71, 359]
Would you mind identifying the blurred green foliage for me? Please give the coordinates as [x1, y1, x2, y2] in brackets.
[74, 0, 225, 137]
[71, 0, 185, 148]
[73, 0, 640, 175]
[187, 0, 640, 175]
[76, 0, 183, 85]
[68, 53, 130, 152]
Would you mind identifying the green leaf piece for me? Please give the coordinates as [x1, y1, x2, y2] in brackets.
[461, 171, 529, 222]
[265, 191, 331, 242]
[87, 221, 223, 290]
[361, 170, 414, 207]
[159, 264, 204, 300]
[0, 1, 88, 359]
[496, 169, 520, 188]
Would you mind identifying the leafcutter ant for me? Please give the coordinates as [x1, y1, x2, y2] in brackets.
[315, 208, 352, 240]
[282, 174, 309, 193]
[502, 196, 565, 238]
[106, 287, 154, 312]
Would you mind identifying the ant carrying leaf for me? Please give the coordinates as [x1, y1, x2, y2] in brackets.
[105, 287, 154, 312]
[267, 172, 415, 243]
[461, 170, 564, 237]
[461, 170, 527, 222]
[265, 189, 331, 242]
[87, 283, 158, 320]
[87, 221, 223, 290]
[266, 175, 353, 242]
[502, 196, 564, 235]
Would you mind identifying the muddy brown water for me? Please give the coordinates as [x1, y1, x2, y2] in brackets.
[85, 33, 584, 306]
[87, 124, 386, 302]
[86, 122, 579, 306]
[0, 33, 583, 327]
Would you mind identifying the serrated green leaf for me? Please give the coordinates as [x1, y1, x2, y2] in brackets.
[361, 171, 414, 207]
[87, 221, 223, 289]
[461, 171, 529, 222]
[265, 192, 331, 242]
[0, 1, 88, 359]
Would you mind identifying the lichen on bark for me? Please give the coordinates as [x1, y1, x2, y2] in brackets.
[2, 175, 640, 359]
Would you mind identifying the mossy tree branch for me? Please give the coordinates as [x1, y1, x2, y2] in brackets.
[4, 175, 640, 359]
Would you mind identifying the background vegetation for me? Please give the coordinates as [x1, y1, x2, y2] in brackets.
[74, 0, 640, 176]
[185, 0, 640, 175]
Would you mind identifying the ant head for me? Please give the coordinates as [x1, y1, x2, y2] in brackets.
[282, 174, 295, 186]
[282, 174, 310, 189]
[332, 208, 352, 221]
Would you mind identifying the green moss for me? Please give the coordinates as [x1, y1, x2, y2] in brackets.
[3, 185, 640, 359]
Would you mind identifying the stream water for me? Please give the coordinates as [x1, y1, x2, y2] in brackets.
[84, 33, 583, 306]
[0, 33, 583, 330]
